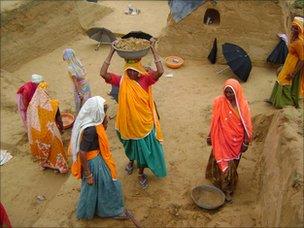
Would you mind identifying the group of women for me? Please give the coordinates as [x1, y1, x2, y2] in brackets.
[14, 16, 303, 220]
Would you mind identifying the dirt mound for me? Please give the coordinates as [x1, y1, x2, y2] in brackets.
[0, 69, 25, 111]
[256, 107, 303, 227]
[1, 0, 112, 71]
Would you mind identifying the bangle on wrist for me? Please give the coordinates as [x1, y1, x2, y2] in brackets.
[85, 173, 92, 179]
[243, 142, 249, 147]
[104, 61, 110, 65]
[154, 59, 161, 63]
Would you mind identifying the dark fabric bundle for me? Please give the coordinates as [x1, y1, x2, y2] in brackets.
[208, 38, 217, 64]
[267, 39, 288, 65]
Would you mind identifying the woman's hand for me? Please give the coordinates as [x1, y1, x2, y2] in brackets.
[150, 37, 156, 48]
[111, 40, 118, 52]
[206, 136, 212, 146]
[286, 73, 294, 81]
[241, 142, 249, 153]
[86, 175, 94, 185]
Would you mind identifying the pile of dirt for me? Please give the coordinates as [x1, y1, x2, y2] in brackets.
[255, 107, 303, 227]
[0, 0, 112, 71]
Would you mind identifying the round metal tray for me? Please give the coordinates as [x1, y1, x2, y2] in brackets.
[191, 184, 225, 210]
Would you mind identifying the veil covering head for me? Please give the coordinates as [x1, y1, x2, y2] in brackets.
[70, 96, 106, 161]
[63, 48, 86, 79]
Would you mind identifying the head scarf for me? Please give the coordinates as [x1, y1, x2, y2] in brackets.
[277, 33, 289, 45]
[63, 48, 86, 79]
[210, 78, 252, 172]
[223, 79, 253, 140]
[292, 16, 304, 41]
[124, 61, 147, 77]
[115, 61, 163, 141]
[31, 74, 44, 84]
[70, 96, 106, 161]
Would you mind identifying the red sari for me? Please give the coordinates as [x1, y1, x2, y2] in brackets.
[16, 81, 38, 129]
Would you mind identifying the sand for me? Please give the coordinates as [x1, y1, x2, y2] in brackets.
[0, 1, 303, 227]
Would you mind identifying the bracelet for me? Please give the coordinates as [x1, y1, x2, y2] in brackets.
[242, 142, 249, 147]
[104, 61, 110, 65]
[85, 173, 93, 179]
[154, 59, 161, 63]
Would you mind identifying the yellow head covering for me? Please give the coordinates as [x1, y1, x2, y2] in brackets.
[124, 61, 147, 77]
[292, 16, 304, 40]
[38, 81, 48, 89]
[115, 61, 163, 141]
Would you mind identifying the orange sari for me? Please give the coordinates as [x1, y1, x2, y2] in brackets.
[210, 79, 253, 172]
[71, 124, 117, 180]
[27, 83, 68, 173]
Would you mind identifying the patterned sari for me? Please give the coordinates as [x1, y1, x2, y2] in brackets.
[63, 48, 91, 114]
[27, 83, 68, 173]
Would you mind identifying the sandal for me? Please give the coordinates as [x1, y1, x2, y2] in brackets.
[125, 163, 134, 175]
[138, 174, 148, 189]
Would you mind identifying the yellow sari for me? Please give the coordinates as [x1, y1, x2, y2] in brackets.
[278, 17, 304, 96]
[115, 62, 163, 141]
[27, 82, 68, 173]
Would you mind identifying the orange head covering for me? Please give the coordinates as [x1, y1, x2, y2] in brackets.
[223, 79, 253, 140]
[292, 16, 304, 41]
[210, 78, 253, 172]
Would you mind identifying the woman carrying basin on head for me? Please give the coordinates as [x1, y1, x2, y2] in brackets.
[100, 38, 167, 189]
[205, 78, 253, 202]
[63, 48, 91, 114]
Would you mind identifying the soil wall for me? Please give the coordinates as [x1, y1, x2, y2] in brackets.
[256, 108, 303, 227]
[0, 0, 112, 71]
[158, 0, 287, 66]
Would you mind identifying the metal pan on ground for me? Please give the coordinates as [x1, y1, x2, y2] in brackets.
[61, 112, 75, 130]
[191, 184, 225, 210]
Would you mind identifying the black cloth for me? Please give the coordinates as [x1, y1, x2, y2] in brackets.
[55, 108, 63, 132]
[122, 31, 152, 40]
[267, 39, 288, 65]
[208, 38, 217, 64]
[80, 126, 99, 152]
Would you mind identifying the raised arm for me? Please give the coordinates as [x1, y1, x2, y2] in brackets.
[150, 38, 164, 79]
[100, 44, 116, 81]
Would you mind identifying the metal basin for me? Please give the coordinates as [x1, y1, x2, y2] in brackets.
[113, 44, 150, 60]
[191, 184, 225, 210]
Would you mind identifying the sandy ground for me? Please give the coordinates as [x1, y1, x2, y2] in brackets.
[96, 1, 170, 37]
[0, 0, 25, 12]
[0, 1, 303, 227]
